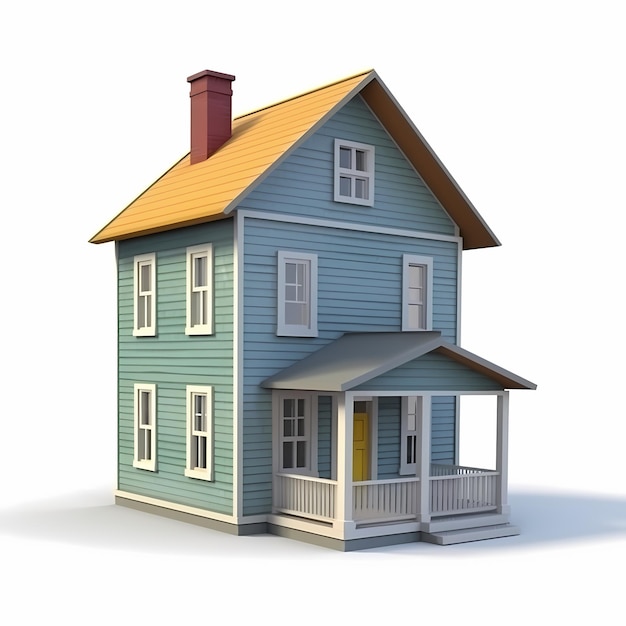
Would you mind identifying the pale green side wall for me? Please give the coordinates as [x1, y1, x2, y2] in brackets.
[117, 220, 234, 514]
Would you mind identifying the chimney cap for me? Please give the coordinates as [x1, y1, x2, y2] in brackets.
[187, 69, 236, 83]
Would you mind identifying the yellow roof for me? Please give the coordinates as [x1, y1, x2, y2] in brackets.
[90, 70, 498, 249]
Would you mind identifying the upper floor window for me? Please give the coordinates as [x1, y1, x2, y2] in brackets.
[277, 251, 318, 337]
[133, 383, 157, 471]
[402, 254, 433, 331]
[185, 244, 213, 335]
[184, 385, 214, 481]
[334, 139, 374, 206]
[133, 253, 156, 336]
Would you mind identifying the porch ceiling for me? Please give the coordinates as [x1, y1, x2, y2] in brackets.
[260, 331, 536, 392]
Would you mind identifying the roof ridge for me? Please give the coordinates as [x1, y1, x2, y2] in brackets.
[234, 69, 374, 121]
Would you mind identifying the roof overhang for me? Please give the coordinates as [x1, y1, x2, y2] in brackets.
[261, 331, 536, 392]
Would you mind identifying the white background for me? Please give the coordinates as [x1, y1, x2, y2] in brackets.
[2, 1, 625, 623]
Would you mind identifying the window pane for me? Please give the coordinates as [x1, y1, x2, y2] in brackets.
[285, 285, 297, 301]
[297, 418, 304, 437]
[339, 176, 351, 197]
[339, 146, 351, 169]
[140, 264, 151, 292]
[283, 418, 293, 437]
[138, 298, 146, 328]
[140, 391, 150, 425]
[285, 302, 307, 326]
[408, 413, 417, 432]
[409, 287, 423, 305]
[355, 150, 366, 171]
[296, 441, 306, 468]
[283, 399, 294, 418]
[283, 442, 293, 469]
[409, 265, 424, 288]
[285, 262, 297, 284]
[297, 399, 305, 416]
[355, 178, 367, 199]
[191, 291, 203, 326]
[194, 255, 207, 288]
[408, 304, 423, 329]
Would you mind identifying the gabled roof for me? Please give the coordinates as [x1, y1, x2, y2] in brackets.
[90, 70, 499, 249]
[261, 331, 536, 392]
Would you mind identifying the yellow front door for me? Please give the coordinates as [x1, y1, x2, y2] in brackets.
[353, 411, 369, 481]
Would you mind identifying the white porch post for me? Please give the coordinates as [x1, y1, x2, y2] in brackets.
[416, 395, 431, 523]
[335, 392, 356, 535]
[496, 391, 510, 515]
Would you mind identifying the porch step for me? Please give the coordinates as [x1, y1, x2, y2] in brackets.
[423, 512, 509, 533]
[422, 524, 519, 546]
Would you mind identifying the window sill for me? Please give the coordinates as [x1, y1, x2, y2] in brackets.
[185, 468, 213, 481]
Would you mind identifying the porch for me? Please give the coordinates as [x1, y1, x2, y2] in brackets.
[273, 463, 500, 526]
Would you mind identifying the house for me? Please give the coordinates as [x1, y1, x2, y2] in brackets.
[90, 68, 535, 550]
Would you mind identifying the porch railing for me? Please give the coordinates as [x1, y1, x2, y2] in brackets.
[429, 463, 499, 516]
[353, 477, 420, 522]
[273, 473, 337, 522]
[273, 464, 499, 523]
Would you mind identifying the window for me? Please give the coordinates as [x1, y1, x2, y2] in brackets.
[185, 385, 213, 481]
[133, 253, 156, 336]
[334, 139, 374, 206]
[277, 251, 318, 337]
[133, 384, 156, 471]
[400, 396, 421, 475]
[185, 244, 213, 335]
[279, 395, 312, 473]
[402, 254, 433, 331]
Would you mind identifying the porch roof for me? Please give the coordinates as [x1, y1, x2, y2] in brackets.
[261, 331, 536, 392]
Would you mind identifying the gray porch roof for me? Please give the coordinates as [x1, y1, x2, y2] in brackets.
[261, 331, 536, 392]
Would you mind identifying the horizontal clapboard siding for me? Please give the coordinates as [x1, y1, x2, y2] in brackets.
[241, 217, 459, 514]
[118, 221, 234, 515]
[238, 96, 456, 236]
[355, 352, 504, 392]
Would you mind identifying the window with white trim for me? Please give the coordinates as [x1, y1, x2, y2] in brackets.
[334, 139, 374, 206]
[280, 395, 311, 473]
[185, 244, 213, 335]
[277, 251, 318, 337]
[400, 396, 421, 475]
[133, 253, 156, 336]
[133, 383, 156, 471]
[402, 254, 433, 331]
[185, 385, 213, 481]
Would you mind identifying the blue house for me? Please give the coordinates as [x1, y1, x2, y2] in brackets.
[90, 69, 535, 550]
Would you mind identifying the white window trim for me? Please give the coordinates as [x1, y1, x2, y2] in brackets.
[402, 254, 433, 331]
[133, 383, 157, 471]
[334, 138, 375, 207]
[184, 385, 214, 481]
[274, 391, 318, 477]
[133, 253, 157, 337]
[185, 244, 214, 335]
[277, 250, 318, 337]
[400, 396, 422, 476]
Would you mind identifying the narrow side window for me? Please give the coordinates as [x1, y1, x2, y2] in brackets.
[402, 254, 433, 331]
[185, 386, 214, 481]
[133, 383, 157, 471]
[133, 253, 156, 336]
[186, 244, 213, 335]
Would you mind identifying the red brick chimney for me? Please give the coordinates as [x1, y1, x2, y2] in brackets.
[187, 69, 236, 164]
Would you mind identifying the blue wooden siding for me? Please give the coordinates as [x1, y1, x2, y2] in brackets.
[241, 216, 459, 514]
[117, 221, 234, 515]
[355, 352, 504, 392]
[377, 396, 455, 478]
[238, 96, 456, 236]
[317, 396, 333, 479]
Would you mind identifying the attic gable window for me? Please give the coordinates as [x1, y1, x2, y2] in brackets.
[185, 244, 213, 335]
[133, 253, 156, 337]
[334, 139, 374, 206]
